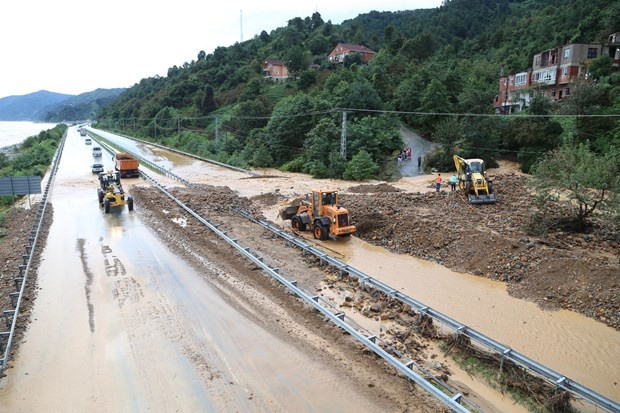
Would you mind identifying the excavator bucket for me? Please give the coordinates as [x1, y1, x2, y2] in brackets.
[468, 193, 497, 204]
[280, 205, 300, 220]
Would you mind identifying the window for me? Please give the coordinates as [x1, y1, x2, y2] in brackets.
[535, 56, 541, 66]
[515, 73, 527, 85]
[564, 48, 570, 59]
[587, 47, 598, 58]
[565, 87, 570, 96]
[551, 89, 556, 97]
[562, 67, 568, 77]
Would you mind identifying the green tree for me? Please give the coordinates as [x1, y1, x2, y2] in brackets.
[265, 94, 316, 164]
[417, 78, 451, 133]
[531, 142, 620, 230]
[343, 150, 379, 180]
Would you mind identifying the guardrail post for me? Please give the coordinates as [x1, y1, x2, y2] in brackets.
[0, 332, 10, 352]
[9, 292, 19, 308]
[3, 311, 15, 328]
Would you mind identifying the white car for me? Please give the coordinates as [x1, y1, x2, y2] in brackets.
[85, 138, 92, 145]
[91, 163, 104, 174]
[92, 147, 102, 157]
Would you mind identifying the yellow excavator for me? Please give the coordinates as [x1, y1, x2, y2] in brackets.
[453, 155, 497, 204]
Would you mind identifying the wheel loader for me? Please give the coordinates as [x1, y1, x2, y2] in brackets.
[453, 155, 497, 204]
[280, 189, 356, 241]
[97, 171, 134, 213]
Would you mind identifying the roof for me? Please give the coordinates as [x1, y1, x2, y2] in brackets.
[333, 43, 376, 54]
[264, 59, 286, 65]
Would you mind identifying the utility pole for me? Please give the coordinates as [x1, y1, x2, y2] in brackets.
[215, 115, 220, 144]
[177, 118, 181, 135]
[240, 10, 243, 42]
[340, 111, 347, 159]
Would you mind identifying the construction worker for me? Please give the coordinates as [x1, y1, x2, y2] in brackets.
[449, 174, 458, 191]
[435, 173, 442, 192]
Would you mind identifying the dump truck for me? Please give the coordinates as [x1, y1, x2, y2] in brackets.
[97, 171, 134, 213]
[113, 153, 140, 178]
[453, 155, 497, 204]
[280, 189, 356, 241]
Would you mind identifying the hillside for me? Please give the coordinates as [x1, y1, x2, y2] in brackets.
[97, 0, 620, 179]
[41, 88, 126, 122]
[0, 88, 125, 122]
[0, 90, 71, 121]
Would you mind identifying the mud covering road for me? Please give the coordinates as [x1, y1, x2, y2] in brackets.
[0, 127, 444, 412]
[345, 174, 620, 330]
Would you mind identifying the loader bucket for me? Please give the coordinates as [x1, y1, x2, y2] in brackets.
[280, 205, 300, 220]
[468, 193, 497, 204]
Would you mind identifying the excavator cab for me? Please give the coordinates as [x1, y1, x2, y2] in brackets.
[453, 155, 497, 204]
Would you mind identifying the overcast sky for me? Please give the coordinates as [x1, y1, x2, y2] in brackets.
[0, 0, 442, 99]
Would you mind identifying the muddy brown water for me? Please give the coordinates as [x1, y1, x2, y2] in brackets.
[319, 236, 620, 402]
[89, 130, 620, 404]
[0, 127, 386, 412]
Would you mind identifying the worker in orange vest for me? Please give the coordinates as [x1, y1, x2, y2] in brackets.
[435, 173, 442, 192]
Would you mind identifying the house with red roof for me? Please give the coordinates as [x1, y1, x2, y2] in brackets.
[328, 43, 376, 64]
[262, 59, 289, 79]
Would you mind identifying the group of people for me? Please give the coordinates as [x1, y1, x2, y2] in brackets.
[435, 173, 459, 192]
[397, 147, 412, 166]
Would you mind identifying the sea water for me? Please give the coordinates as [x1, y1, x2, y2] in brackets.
[0, 121, 58, 148]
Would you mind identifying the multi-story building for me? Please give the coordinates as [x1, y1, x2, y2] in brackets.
[494, 34, 618, 114]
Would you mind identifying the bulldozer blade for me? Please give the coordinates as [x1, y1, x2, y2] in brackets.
[468, 193, 497, 204]
[280, 205, 299, 220]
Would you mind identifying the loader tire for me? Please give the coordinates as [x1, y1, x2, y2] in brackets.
[104, 199, 111, 214]
[97, 188, 104, 204]
[292, 217, 306, 231]
[127, 196, 134, 211]
[313, 223, 328, 241]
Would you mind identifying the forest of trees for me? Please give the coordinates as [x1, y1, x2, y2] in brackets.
[97, 0, 620, 181]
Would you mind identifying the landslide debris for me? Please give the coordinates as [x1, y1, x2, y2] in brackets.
[343, 173, 620, 329]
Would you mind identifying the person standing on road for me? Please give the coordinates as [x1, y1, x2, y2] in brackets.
[417, 156, 422, 169]
[435, 173, 442, 192]
[449, 174, 458, 191]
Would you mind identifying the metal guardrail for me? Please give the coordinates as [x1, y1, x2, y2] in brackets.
[85, 130, 619, 412]
[90, 127, 259, 176]
[0, 129, 68, 372]
[239, 212, 620, 413]
[138, 170, 474, 413]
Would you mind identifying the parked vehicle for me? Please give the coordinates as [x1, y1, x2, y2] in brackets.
[91, 163, 104, 174]
[85, 138, 92, 145]
[92, 147, 102, 157]
[113, 153, 140, 178]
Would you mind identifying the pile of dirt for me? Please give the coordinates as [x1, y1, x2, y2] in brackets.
[0, 205, 53, 368]
[343, 173, 620, 329]
[347, 183, 401, 193]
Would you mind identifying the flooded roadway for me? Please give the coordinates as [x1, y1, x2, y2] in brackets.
[93, 129, 620, 405]
[0, 127, 393, 412]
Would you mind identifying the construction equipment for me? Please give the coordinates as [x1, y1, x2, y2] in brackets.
[97, 170, 134, 213]
[280, 189, 356, 240]
[113, 153, 140, 178]
[453, 155, 497, 204]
